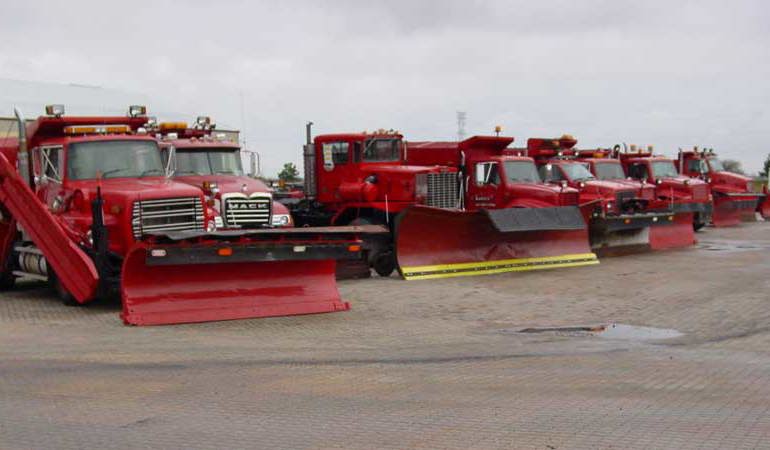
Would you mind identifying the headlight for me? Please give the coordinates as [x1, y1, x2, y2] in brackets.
[272, 214, 291, 227]
[206, 221, 216, 232]
[606, 201, 613, 211]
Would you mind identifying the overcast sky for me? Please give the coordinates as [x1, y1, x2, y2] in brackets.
[1, 0, 768, 175]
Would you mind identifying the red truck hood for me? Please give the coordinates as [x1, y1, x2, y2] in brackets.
[710, 171, 752, 193]
[582, 179, 635, 196]
[364, 164, 454, 175]
[173, 174, 270, 196]
[69, 177, 204, 200]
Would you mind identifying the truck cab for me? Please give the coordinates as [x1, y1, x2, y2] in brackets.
[25, 111, 210, 257]
[295, 128, 459, 227]
[677, 148, 762, 222]
[619, 148, 712, 229]
[155, 118, 292, 230]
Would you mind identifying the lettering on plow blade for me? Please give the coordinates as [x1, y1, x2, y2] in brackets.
[395, 206, 598, 280]
[120, 246, 349, 326]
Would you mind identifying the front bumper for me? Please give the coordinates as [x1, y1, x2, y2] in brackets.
[591, 211, 675, 232]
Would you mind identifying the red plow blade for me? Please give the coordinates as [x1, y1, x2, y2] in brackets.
[119, 227, 378, 325]
[649, 212, 696, 250]
[395, 206, 597, 280]
[712, 195, 760, 227]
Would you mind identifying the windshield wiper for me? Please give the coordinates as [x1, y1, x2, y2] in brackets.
[101, 168, 130, 179]
[214, 170, 237, 175]
[139, 169, 164, 178]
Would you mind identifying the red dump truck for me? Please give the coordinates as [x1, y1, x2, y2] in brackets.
[152, 117, 294, 230]
[676, 148, 764, 226]
[0, 106, 368, 325]
[523, 137, 690, 253]
[285, 125, 597, 280]
[614, 145, 713, 230]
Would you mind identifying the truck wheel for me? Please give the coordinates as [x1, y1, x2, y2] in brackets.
[50, 273, 79, 306]
[693, 221, 706, 231]
[373, 251, 395, 277]
[0, 271, 15, 290]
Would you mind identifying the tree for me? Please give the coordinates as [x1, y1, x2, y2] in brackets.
[277, 162, 299, 182]
[761, 154, 770, 178]
[721, 159, 745, 175]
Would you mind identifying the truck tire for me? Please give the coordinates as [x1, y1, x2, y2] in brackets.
[0, 271, 15, 290]
[50, 272, 79, 306]
[373, 250, 395, 277]
[693, 221, 706, 232]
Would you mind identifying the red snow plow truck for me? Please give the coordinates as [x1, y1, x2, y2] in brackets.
[676, 147, 764, 226]
[0, 106, 368, 325]
[285, 125, 597, 280]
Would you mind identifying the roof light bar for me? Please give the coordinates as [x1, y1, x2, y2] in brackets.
[64, 124, 131, 135]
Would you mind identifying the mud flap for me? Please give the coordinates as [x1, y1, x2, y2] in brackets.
[395, 206, 597, 280]
[121, 243, 350, 326]
[649, 212, 696, 250]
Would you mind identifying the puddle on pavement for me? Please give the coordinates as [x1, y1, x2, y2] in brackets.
[519, 323, 683, 341]
[698, 240, 768, 252]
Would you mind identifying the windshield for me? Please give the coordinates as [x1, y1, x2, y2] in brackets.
[503, 161, 541, 183]
[651, 161, 679, 178]
[362, 139, 400, 162]
[561, 163, 595, 181]
[593, 162, 626, 180]
[67, 140, 163, 180]
[175, 149, 244, 176]
[707, 158, 724, 172]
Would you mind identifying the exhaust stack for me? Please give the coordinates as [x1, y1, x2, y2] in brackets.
[13, 108, 30, 186]
[303, 121, 316, 199]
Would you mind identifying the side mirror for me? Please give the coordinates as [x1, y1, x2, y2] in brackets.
[165, 145, 176, 177]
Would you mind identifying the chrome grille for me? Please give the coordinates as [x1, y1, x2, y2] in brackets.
[222, 195, 272, 228]
[691, 184, 708, 201]
[132, 197, 204, 239]
[425, 172, 458, 209]
[615, 190, 635, 207]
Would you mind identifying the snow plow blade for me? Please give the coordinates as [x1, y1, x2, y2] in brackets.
[587, 211, 672, 256]
[0, 152, 98, 302]
[120, 227, 378, 326]
[712, 194, 761, 227]
[649, 212, 696, 250]
[395, 206, 597, 280]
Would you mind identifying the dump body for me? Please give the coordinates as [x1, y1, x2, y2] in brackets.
[0, 109, 368, 325]
[677, 150, 763, 226]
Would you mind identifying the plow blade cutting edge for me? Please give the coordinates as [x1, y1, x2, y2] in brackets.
[395, 205, 597, 280]
[120, 227, 377, 325]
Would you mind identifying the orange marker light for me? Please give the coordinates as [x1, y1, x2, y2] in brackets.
[348, 244, 361, 252]
[217, 247, 233, 257]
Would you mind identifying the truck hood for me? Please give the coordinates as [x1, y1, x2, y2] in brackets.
[363, 164, 454, 175]
[581, 180, 635, 196]
[711, 171, 752, 192]
[69, 177, 204, 200]
[173, 174, 270, 196]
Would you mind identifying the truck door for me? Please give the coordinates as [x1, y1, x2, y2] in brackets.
[467, 161, 500, 209]
[32, 146, 65, 211]
[316, 140, 353, 203]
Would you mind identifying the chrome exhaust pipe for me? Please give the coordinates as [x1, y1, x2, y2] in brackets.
[13, 107, 31, 186]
